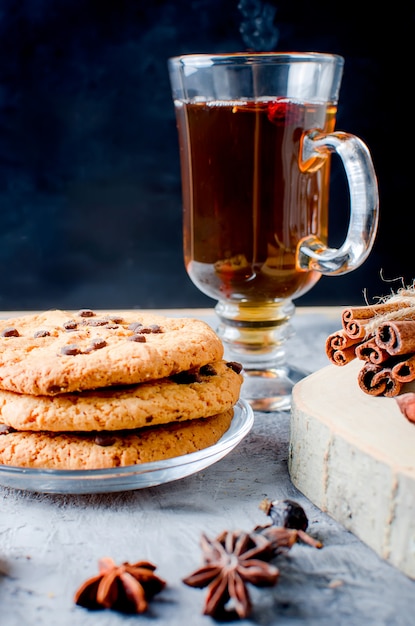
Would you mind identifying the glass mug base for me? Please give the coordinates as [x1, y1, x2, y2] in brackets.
[241, 364, 305, 412]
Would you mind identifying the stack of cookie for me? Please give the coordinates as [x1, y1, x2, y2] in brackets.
[0, 309, 243, 470]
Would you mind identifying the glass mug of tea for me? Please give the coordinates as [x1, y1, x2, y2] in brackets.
[168, 52, 379, 411]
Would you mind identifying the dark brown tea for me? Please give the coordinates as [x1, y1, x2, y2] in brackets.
[174, 98, 337, 305]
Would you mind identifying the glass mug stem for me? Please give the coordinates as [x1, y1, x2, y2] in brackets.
[215, 300, 294, 363]
[215, 300, 303, 412]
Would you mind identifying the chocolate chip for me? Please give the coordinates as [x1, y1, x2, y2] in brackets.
[106, 315, 124, 323]
[128, 334, 146, 343]
[226, 361, 243, 374]
[200, 364, 217, 376]
[1, 327, 20, 337]
[81, 319, 109, 326]
[47, 385, 62, 394]
[94, 434, 116, 447]
[34, 329, 50, 338]
[134, 325, 163, 334]
[171, 370, 202, 384]
[78, 309, 95, 317]
[61, 344, 82, 355]
[86, 338, 107, 351]
[128, 322, 143, 331]
[63, 320, 78, 331]
[0, 423, 15, 434]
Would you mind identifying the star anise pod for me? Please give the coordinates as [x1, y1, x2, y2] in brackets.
[255, 524, 323, 553]
[183, 530, 279, 619]
[74, 557, 166, 614]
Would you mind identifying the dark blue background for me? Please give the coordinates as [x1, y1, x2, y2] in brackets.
[0, 0, 412, 311]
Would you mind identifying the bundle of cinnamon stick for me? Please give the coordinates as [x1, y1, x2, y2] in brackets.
[325, 292, 415, 399]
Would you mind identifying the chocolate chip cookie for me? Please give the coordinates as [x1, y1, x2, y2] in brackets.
[0, 409, 234, 469]
[0, 360, 243, 431]
[0, 309, 224, 395]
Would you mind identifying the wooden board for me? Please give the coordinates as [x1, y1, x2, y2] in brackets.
[289, 359, 415, 580]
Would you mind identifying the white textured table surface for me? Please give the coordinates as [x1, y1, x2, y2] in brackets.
[0, 307, 414, 626]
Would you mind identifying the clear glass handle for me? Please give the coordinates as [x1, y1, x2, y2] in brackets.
[298, 130, 379, 274]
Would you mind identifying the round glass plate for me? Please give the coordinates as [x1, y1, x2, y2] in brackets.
[0, 399, 254, 494]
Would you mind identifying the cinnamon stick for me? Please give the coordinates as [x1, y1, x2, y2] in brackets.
[357, 362, 403, 397]
[325, 329, 360, 365]
[391, 354, 415, 383]
[354, 338, 389, 365]
[341, 301, 415, 340]
[341, 307, 371, 340]
[375, 320, 415, 355]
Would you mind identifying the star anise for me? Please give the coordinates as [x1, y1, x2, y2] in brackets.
[182, 530, 279, 619]
[74, 557, 166, 614]
[255, 524, 323, 553]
